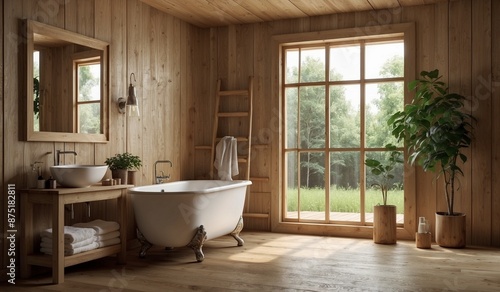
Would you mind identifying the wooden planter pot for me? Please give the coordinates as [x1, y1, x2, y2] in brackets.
[416, 232, 432, 249]
[435, 212, 466, 248]
[373, 205, 397, 244]
[112, 169, 128, 185]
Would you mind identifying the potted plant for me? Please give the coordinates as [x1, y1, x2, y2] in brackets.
[365, 145, 403, 244]
[104, 152, 142, 185]
[388, 69, 474, 248]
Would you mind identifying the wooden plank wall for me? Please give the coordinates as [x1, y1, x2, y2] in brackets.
[201, 0, 500, 246]
[1, 0, 199, 272]
[2, 3, 499, 278]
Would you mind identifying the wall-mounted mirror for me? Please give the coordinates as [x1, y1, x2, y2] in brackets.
[24, 19, 109, 143]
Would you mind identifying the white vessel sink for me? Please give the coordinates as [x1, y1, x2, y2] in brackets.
[50, 165, 108, 188]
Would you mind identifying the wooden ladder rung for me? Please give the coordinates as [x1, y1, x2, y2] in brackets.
[242, 213, 269, 219]
[218, 90, 248, 96]
[218, 112, 249, 117]
[253, 144, 269, 149]
[215, 137, 249, 143]
[250, 177, 270, 182]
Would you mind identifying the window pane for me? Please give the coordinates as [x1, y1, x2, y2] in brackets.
[330, 152, 360, 222]
[300, 86, 325, 148]
[330, 84, 360, 148]
[286, 87, 298, 148]
[365, 151, 404, 223]
[330, 45, 360, 81]
[285, 49, 299, 84]
[365, 82, 404, 148]
[78, 103, 101, 134]
[285, 151, 299, 219]
[365, 42, 404, 79]
[78, 63, 101, 101]
[300, 48, 325, 83]
[300, 152, 325, 221]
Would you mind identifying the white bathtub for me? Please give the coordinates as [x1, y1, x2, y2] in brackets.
[129, 180, 251, 261]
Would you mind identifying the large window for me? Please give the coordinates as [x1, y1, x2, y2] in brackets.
[282, 37, 405, 226]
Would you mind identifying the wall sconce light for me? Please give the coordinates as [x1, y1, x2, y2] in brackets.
[117, 73, 140, 117]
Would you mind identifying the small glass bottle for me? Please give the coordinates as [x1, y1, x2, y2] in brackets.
[418, 217, 427, 233]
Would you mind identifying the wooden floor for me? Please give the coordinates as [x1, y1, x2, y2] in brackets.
[7, 231, 500, 291]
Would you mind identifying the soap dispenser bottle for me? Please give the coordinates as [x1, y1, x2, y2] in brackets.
[418, 217, 428, 233]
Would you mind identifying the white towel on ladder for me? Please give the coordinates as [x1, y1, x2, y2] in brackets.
[214, 136, 239, 180]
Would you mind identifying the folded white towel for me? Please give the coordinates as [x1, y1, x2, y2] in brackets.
[214, 136, 239, 180]
[40, 242, 99, 256]
[95, 231, 120, 241]
[41, 236, 96, 249]
[41, 226, 96, 243]
[73, 219, 120, 235]
[96, 237, 121, 248]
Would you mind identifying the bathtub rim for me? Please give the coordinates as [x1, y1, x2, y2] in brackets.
[129, 179, 252, 195]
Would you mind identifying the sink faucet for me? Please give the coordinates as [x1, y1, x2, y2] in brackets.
[55, 150, 78, 165]
[154, 160, 172, 184]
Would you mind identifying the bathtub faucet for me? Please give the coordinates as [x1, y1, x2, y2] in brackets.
[154, 160, 172, 184]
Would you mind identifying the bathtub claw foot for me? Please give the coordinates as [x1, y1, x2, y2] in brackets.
[230, 216, 244, 246]
[136, 228, 153, 258]
[187, 225, 207, 262]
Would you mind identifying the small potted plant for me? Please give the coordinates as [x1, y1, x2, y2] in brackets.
[104, 152, 142, 185]
[388, 69, 474, 248]
[365, 144, 403, 244]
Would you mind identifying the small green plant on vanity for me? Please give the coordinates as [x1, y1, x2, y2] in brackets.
[364, 144, 403, 206]
[105, 152, 142, 171]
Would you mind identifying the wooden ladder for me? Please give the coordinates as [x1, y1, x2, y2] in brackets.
[210, 76, 253, 180]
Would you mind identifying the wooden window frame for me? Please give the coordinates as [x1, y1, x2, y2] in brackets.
[271, 23, 416, 240]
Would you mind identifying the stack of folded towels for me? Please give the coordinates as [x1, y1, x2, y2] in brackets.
[40, 226, 98, 256]
[73, 219, 121, 248]
[40, 219, 120, 256]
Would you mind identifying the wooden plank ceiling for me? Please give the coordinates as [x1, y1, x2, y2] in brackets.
[140, 0, 447, 28]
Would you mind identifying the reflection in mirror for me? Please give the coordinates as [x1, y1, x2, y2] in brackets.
[76, 54, 101, 134]
[25, 19, 109, 143]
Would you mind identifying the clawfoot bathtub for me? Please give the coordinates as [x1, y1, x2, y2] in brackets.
[129, 180, 251, 262]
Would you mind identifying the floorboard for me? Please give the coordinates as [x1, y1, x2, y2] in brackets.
[5, 232, 500, 291]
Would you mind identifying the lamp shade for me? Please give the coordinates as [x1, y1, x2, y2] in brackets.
[126, 83, 140, 117]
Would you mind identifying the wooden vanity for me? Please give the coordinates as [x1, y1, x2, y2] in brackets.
[20, 184, 130, 284]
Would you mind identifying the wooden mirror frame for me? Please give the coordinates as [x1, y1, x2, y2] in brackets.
[24, 19, 109, 143]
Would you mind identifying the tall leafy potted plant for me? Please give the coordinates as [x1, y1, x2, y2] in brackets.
[365, 145, 403, 244]
[388, 69, 474, 247]
[105, 152, 142, 185]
